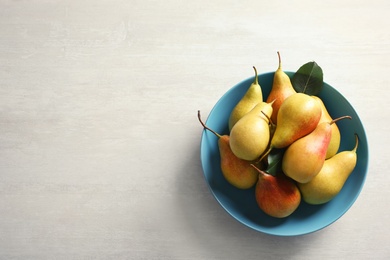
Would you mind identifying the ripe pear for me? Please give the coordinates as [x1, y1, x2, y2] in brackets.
[198, 111, 258, 189]
[266, 51, 296, 124]
[272, 93, 321, 148]
[282, 115, 352, 183]
[298, 135, 359, 204]
[251, 164, 301, 218]
[258, 93, 322, 162]
[229, 66, 263, 130]
[312, 96, 341, 159]
[229, 101, 274, 161]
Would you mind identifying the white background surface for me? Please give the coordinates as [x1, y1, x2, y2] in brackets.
[0, 0, 389, 259]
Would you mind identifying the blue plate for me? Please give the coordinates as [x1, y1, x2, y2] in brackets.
[200, 72, 369, 236]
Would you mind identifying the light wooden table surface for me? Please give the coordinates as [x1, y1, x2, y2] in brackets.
[0, 0, 389, 259]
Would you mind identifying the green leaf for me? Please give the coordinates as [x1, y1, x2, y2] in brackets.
[266, 148, 285, 176]
[292, 61, 323, 95]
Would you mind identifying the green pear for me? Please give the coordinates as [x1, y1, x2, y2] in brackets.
[266, 51, 296, 124]
[198, 111, 258, 189]
[312, 96, 341, 159]
[229, 101, 273, 161]
[258, 93, 322, 162]
[298, 135, 359, 204]
[251, 164, 301, 218]
[229, 66, 263, 130]
[282, 115, 351, 183]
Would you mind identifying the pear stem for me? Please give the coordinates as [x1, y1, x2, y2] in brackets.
[330, 115, 352, 125]
[253, 66, 258, 85]
[352, 134, 359, 152]
[250, 163, 266, 176]
[197, 110, 222, 138]
[257, 146, 272, 163]
[277, 51, 282, 69]
[261, 110, 274, 126]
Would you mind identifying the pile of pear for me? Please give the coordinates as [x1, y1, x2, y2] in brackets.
[199, 52, 359, 218]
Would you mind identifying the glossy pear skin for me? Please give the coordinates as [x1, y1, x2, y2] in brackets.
[229, 101, 273, 161]
[312, 96, 341, 159]
[283, 121, 332, 183]
[271, 93, 322, 149]
[229, 66, 263, 130]
[252, 165, 301, 218]
[266, 51, 296, 124]
[298, 136, 359, 204]
[218, 136, 258, 189]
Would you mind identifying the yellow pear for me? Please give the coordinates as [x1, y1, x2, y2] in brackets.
[312, 96, 341, 159]
[198, 111, 258, 189]
[266, 51, 296, 124]
[282, 115, 351, 183]
[282, 121, 331, 183]
[229, 101, 273, 161]
[271, 93, 321, 149]
[298, 135, 359, 204]
[229, 66, 263, 130]
[258, 93, 322, 162]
